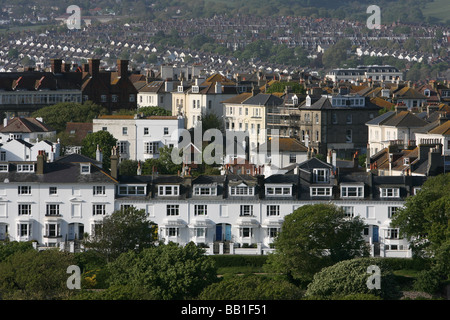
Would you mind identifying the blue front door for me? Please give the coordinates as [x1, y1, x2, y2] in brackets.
[225, 225, 232, 241]
[373, 226, 379, 243]
[216, 225, 222, 241]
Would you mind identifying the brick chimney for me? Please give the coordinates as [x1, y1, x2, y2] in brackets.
[89, 59, 100, 78]
[110, 146, 119, 179]
[50, 59, 62, 74]
[117, 60, 128, 78]
[36, 150, 45, 174]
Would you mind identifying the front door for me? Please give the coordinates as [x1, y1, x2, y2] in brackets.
[372, 226, 379, 243]
[225, 224, 232, 241]
[215, 225, 222, 241]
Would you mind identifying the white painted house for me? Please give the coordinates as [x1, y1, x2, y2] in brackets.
[92, 114, 184, 162]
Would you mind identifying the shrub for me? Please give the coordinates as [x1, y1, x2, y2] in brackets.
[413, 269, 443, 294]
[198, 274, 303, 300]
[305, 258, 402, 300]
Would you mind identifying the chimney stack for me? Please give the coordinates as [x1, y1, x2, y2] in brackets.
[110, 146, 119, 179]
[117, 59, 128, 78]
[36, 150, 45, 174]
[50, 59, 62, 74]
[89, 59, 100, 78]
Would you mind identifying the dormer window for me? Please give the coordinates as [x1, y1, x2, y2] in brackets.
[192, 85, 199, 93]
[380, 187, 400, 198]
[17, 164, 34, 172]
[313, 169, 330, 183]
[341, 185, 364, 198]
[0, 164, 8, 172]
[177, 86, 184, 92]
[265, 185, 292, 196]
[80, 163, 90, 174]
[229, 183, 254, 196]
[194, 186, 217, 196]
[158, 185, 179, 196]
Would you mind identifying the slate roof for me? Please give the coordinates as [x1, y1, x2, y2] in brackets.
[381, 111, 429, 127]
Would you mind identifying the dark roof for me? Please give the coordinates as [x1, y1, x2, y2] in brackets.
[242, 93, 284, 106]
[366, 111, 395, 125]
[298, 157, 332, 170]
[382, 111, 429, 128]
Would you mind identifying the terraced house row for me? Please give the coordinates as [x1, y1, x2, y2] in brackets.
[0, 151, 428, 258]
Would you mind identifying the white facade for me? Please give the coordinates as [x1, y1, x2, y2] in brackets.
[0, 139, 60, 162]
[0, 157, 116, 247]
[0, 154, 424, 258]
[92, 115, 184, 162]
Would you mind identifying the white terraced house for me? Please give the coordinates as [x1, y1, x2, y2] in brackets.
[0, 152, 428, 258]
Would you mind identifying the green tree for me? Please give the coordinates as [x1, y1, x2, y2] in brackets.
[0, 249, 76, 300]
[118, 159, 139, 176]
[82, 207, 158, 262]
[32, 101, 106, 133]
[322, 39, 351, 69]
[265, 204, 369, 284]
[390, 173, 450, 283]
[198, 274, 303, 300]
[304, 258, 401, 300]
[0, 241, 34, 262]
[101, 242, 217, 300]
[80, 130, 117, 170]
[138, 106, 172, 116]
[141, 145, 182, 175]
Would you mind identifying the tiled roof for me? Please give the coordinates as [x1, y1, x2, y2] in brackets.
[0, 117, 54, 133]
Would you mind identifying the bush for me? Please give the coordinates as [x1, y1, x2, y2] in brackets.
[305, 258, 402, 300]
[198, 274, 303, 300]
[210, 255, 268, 268]
[413, 269, 443, 294]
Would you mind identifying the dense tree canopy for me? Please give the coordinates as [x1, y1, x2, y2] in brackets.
[390, 173, 450, 285]
[31, 101, 106, 133]
[82, 207, 158, 262]
[265, 204, 369, 284]
[304, 258, 401, 300]
[101, 242, 217, 300]
[198, 274, 303, 300]
[80, 130, 117, 170]
[0, 249, 76, 300]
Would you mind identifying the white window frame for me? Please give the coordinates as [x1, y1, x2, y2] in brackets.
[46, 204, 60, 216]
[92, 204, 106, 216]
[166, 204, 179, 216]
[194, 186, 217, 196]
[18, 185, 31, 195]
[267, 205, 280, 216]
[17, 164, 34, 172]
[144, 141, 159, 154]
[265, 186, 292, 196]
[158, 185, 179, 196]
[380, 188, 400, 198]
[229, 186, 254, 196]
[313, 169, 330, 183]
[388, 206, 401, 218]
[240, 205, 253, 216]
[18, 203, 32, 215]
[93, 185, 106, 195]
[194, 204, 208, 216]
[341, 185, 364, 198]
[342, 206, 354, 217]
[310, 187, 332, 196]
[118, 185, 146, 195]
